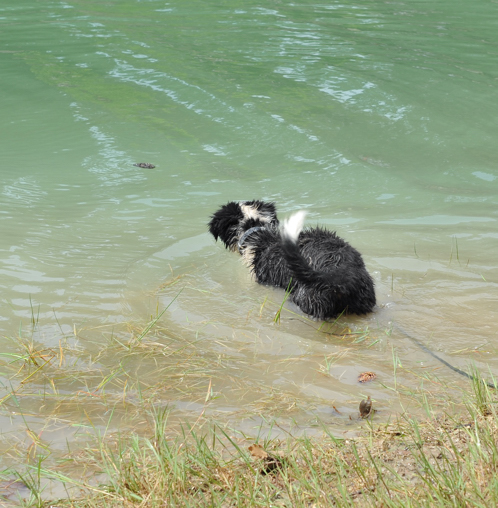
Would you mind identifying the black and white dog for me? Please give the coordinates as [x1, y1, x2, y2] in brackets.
[208, 200, 376, 320]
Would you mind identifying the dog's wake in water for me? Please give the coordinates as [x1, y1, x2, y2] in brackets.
[208, 200, 376, 320]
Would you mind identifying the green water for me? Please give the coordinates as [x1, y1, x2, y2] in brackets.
[1, 0, 497, 479]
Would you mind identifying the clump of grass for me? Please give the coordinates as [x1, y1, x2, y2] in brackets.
[30, 372, 498, 507]
[273, 279, 293, 324]
[468, 364, 497, 416]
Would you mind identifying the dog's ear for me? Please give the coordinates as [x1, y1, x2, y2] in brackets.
[208, 202, 244, 248]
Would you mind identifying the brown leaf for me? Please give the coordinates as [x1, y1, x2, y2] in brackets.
[248, 444, 268, 459]
[358, 371, 377, 383]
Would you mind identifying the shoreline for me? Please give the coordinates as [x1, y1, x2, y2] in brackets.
[4, 377, 496, 507]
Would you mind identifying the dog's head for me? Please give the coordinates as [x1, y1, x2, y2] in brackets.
[208, 200, 279, 251]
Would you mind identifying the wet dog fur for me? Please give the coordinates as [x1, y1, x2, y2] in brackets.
[208, 200, 376, 320]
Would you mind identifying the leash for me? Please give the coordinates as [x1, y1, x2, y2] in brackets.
[393, 322, 497, 389]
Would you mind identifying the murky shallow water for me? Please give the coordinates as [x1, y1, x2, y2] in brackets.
[1, 0, 497, 482]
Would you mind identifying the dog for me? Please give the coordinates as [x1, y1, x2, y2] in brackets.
[208, 200, 376, 320]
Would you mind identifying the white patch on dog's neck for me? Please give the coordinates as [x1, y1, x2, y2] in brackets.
[241, 246, 255, 266]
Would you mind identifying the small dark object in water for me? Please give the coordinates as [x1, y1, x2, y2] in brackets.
[359, 396, 373, 418]
[133, 162, 155, 169]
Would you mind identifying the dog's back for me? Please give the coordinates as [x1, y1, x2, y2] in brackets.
[281, 213, 376, 319]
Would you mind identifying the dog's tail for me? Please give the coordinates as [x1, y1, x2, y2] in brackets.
[282, 210, 307, 244]
[281, 211, 349, 288]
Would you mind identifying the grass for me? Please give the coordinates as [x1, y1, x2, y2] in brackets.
[10, 376, 498, 507]
[273, 279, 294, 324]
[2, 286, 498, 506]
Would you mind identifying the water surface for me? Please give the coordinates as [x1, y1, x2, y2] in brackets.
[1, 0, 497, 473]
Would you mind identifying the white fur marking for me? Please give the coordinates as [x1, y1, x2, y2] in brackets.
[240, 204, 272, 223]
[240, 204, 259, 220]
[283, 210, 307, 243]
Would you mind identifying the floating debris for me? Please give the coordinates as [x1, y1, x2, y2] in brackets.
[358, 371, 377, 383]
[133, 162, 155, 169]
[359, 396, 373, 419]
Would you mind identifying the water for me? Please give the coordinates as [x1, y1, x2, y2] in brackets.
[1, 0, 497, 473]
